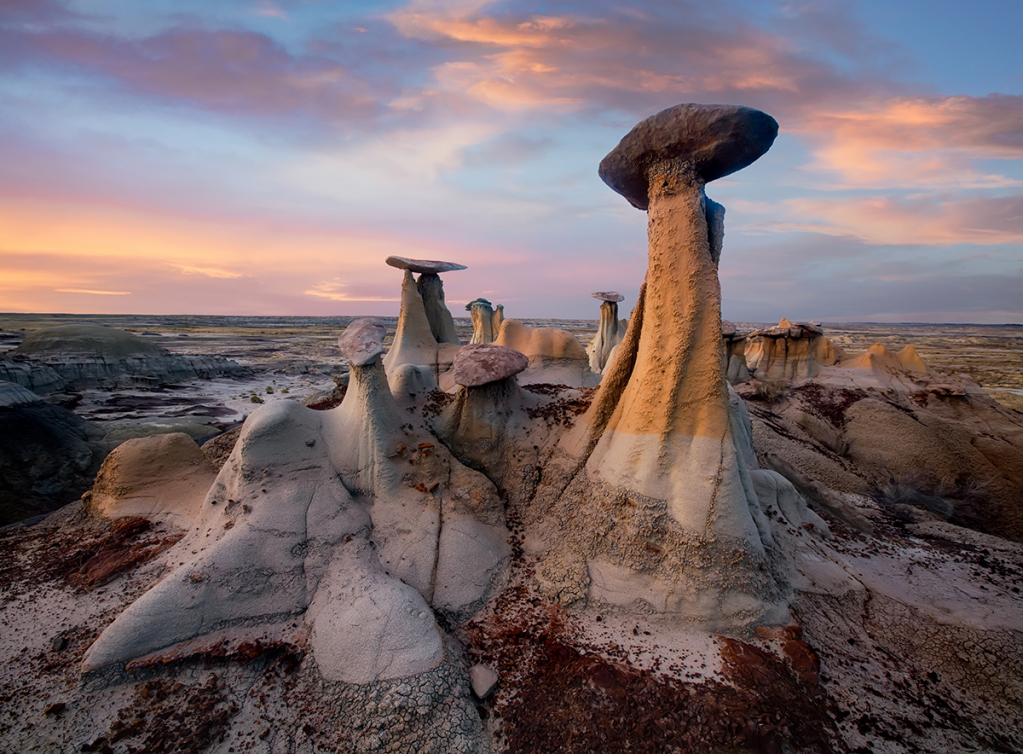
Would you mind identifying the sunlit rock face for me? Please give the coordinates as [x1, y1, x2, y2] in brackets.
[524, 104, 805, 630]
[745, 319, 843, 381]
[494, 319, 600, 388]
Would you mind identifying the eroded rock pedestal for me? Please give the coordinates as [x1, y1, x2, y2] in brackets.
[586, 291, 628, 374]
[527, 104, 801, 629]
[383, 257, 466, 385]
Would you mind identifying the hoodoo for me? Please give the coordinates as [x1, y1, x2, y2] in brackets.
[466, 298, 502, 345]
[586, 291, 628, 374]
[382, 256, 465, 381]
[528, 104, 800, 628]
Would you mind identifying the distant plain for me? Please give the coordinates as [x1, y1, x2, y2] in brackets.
[2, 314, 1020, 430]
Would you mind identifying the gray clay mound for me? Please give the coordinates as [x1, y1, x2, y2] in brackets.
[15, 325, 166, 359]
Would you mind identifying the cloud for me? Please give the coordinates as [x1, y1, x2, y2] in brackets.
[753, 193, 1023, 246]
[796, 95, 1023, 189]
[2, 23, 384, 128]
[174, 264, 245, 279]
[304, 280, 400, 302]
[54, 288, 131, 295]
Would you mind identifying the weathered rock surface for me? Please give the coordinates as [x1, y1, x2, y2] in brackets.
[466, 298, 497, 345]
[384, 270, 460, 383]
[722, 322, 750, 383]
[528, 103, 785, 630]
[0, 355, 68, 394]
[11, 325, 245, 390]
[453, 344, 528, 387]
[0, 383, 109, 525]
[746, 318, 843, 381]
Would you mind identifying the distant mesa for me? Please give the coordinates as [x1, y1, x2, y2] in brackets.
[385, 256, 467, 274]
[338, 318, 387, 366]
[591, 291, 624, 303]
[16, 324, 166, 359]
[452, 343, 528, 387]
[10, 324, 246, 390]
[599, 103, 779, 210]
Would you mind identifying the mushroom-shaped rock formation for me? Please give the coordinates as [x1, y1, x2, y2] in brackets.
[722, 321, 750, 383]
[587, 292, 629, 375]
[386, 256, 468, 275]
[465, 298, 498, 345]
[386, 256, 464, 347]
[452, 344, 528, 387]
[383, 269, 461, 384]
[745, 318, 842, 381]
[494, 319, 600, 388]
[435, 344, 552, 506]
[338, 317, 387, 366]
[87, 432, 216, 523]
[528, 104, 789, 629]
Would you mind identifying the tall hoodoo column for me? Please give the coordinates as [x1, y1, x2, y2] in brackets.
[466, 298, 497, 344]
[383, 256, 466, 377]
[530, 104, 783, 629]
[586, 291, 626, 374]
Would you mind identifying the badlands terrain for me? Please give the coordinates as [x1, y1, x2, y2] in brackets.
[1, 104, 1022, 754]
[2, 314, 1022, 754]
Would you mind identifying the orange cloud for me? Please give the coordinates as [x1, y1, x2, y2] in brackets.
[54, 289, 131, 295]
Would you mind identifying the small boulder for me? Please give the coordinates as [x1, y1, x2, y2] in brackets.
[88, 432, 216, 522]
[469, 663, 499, 699]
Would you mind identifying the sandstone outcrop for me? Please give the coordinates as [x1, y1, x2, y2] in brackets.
[86, 432, 217, 523]
[722, 321, 750, 383]
[586, 292, 628, 374]
[844, 343, 928, 376]
[493, 319, 599, 388]
[11, 325, 245, 390]
[746, 318, 843, 381]
[525, 104, 793, 629]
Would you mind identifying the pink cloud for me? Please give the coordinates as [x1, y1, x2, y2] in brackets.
[754, 193, 1023, 246]
[796, 95, 1023, 188]
[4, 24, 383, 125]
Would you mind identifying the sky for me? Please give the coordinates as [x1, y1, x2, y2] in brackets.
[1, 0, 1021, 323]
